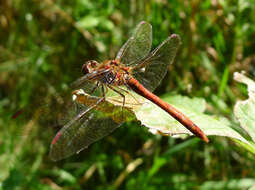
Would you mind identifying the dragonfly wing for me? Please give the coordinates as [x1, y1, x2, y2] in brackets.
[133, 34, 181, 91]
[70, 72, 106, 97]
[49, 101, 121, 161]
[116, 21, 152, 66]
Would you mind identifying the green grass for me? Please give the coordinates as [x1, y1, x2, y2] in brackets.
[1, 0, 255, 189]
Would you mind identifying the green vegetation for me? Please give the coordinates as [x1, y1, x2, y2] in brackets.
[1, 0, 255, 189]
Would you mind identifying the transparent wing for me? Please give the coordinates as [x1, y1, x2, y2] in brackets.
[116, 21, 152, 66]
[49, 92, 134, 161]
[70, 69, 111, 97]
[132, 34, 181, 91]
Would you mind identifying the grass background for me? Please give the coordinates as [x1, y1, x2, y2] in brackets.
[1, 0, 255, 189]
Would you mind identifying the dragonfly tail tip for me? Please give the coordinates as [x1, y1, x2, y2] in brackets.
[201, 135, 209, 143]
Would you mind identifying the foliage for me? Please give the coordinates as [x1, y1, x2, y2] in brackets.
[1, 0, 255, 189]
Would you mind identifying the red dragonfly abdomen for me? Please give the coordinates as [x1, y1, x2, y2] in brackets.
[127, 77, 209, 143]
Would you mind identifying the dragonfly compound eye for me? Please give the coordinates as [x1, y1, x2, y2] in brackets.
[82, 60, 98, 75]
[90, 60, 98, 67]
[81, 63, 90, 75]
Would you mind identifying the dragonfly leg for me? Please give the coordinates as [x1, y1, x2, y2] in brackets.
[108, 86, 126, 119]
[101, 85, 106, 99]
[116, 85, 141, 105]
[89, 82, 100, 95]
[108, 86, 125, 108]
[90, 82, 106, 100]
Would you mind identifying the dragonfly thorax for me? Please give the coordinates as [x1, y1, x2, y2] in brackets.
[82, 59, 131, 86]
[100, 60, 131, 85]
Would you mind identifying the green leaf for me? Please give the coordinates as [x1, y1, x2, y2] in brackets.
[75, 87, 252, 148]
[234, 72, 255, 142]
[134, 95, 250, 145]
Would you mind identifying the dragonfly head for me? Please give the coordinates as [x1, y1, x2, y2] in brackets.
[82, 60, 99, 75]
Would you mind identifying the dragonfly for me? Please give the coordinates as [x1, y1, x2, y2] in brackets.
[50, 21, 209, 161]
